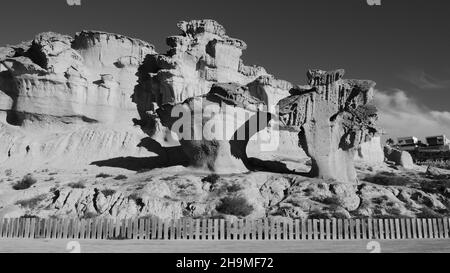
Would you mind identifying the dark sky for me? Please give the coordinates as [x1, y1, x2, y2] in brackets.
[0, 0, 449, 115]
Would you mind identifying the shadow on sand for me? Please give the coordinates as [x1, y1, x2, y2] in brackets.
[91, 137, 189, 171]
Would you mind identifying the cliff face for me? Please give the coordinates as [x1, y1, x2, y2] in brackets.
[0, 31, 155, 126]
[0, 19, 383, 176]
[0, 31, 156, 168]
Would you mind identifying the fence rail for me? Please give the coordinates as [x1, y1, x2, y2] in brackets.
[0, 217, 449, 240]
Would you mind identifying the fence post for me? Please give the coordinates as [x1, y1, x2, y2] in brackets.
[406, 218, 412, 239]
[325, 219, 330, 240]
[379, 219, 385, 240]
[384, 219, 390, 240]
[393, 219, 400, 239]
[422, 219, 428, 238]
[427, 219, 433, 239]
[162, 220, 168, 240]
[343, 219, 349, 240]
[416, 219, 423, 239]
[437, 218, 444, 239]
[355, 219, 360, 240]
[400, 218, 406, 239]
[411, 218, 417, 239]
[282, 219, 287, 240]
[0, 218, 4, 238]
[432, 219, 438, 239]
[443, 217, 449, 238]
[256, 219, 261, 240]
[349, 219, 355, 240]
[13, 218, 20, 238]
[24, 218, 31, 238]
[6, 218, 12, 238]
[337, 219, 343, 240]
[189, 218, 194, 240]
[331, 218, 337, 240]
[225, 219, 231, 240]
[319, 219, 324, 240]
[219, 219, 225, 240]
[211, 219, 217, 240]
[313, 219, 319, 240]
[29, 218, 36, 239]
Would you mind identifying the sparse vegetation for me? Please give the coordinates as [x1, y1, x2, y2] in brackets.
[68, 181, 86, 189]
[202, 174, 220, 184]
[419, 160, 450, 171]
[96, 173, 112, 178]
[216, 196, 253, 217]
[226, 184, 242, 192]
[371, 196, 389, 205]
[114, 174, 127, 180]
[82, 212, 99, 219]
[20, 214, 39, 219]
[15, 194, 47, 209]
[417, 206, 442, 218]
[160, 176, 178, 181]
[4, 169, 12, 176]
[12, 174, 37, 190]
[129, 193, 145, 209]
[101, 189, 116, 197]
[322, 196, 341, 205]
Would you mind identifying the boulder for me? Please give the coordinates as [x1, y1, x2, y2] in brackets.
[426, 166, 447, 177]
[383, 146, 414, 169]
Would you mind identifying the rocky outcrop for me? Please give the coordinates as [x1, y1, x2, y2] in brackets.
[7, 168, 450, 220]
[132, 19, 291, 143]
[0, 31, 156, 168]
[156, 83, 270, 173]
[355, 135, 384, 164]
[0, 31, 155, 126]
[278, 69, 379, 183]
[384, 146, 414, 169]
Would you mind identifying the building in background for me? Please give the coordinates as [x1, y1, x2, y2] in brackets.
[397, 136, 419, 151]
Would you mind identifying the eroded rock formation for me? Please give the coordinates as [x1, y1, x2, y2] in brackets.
[278, 69, 379, 183]
[384, 145, 414, 169]
[0, 31, 156, 168]
[156, 82, 270, 173]
[132, 19, 292, 144]
[0, 31, 154, 125]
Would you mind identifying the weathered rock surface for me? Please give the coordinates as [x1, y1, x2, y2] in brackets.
[156, 83, 269, 173]
[132, 20, 292, 145]
[4, 165, 449, 220]
[355, 136, 384, 164]
[0, 31, 156, 168]
[0, 19, 433, 222]
[384, 146, 414, 169]
[1, 31, 154, 125]
[278, 69, 379, 183]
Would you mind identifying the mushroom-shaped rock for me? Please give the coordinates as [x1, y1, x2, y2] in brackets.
[157, 82, 271, 174]
[132, 19, 291, 141]
[277, 69, 379, 183]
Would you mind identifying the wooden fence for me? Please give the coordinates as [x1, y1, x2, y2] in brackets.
[0, 217, 449, 240]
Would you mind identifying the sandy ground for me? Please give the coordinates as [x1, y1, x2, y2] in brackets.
[0, 239, 449, 253]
